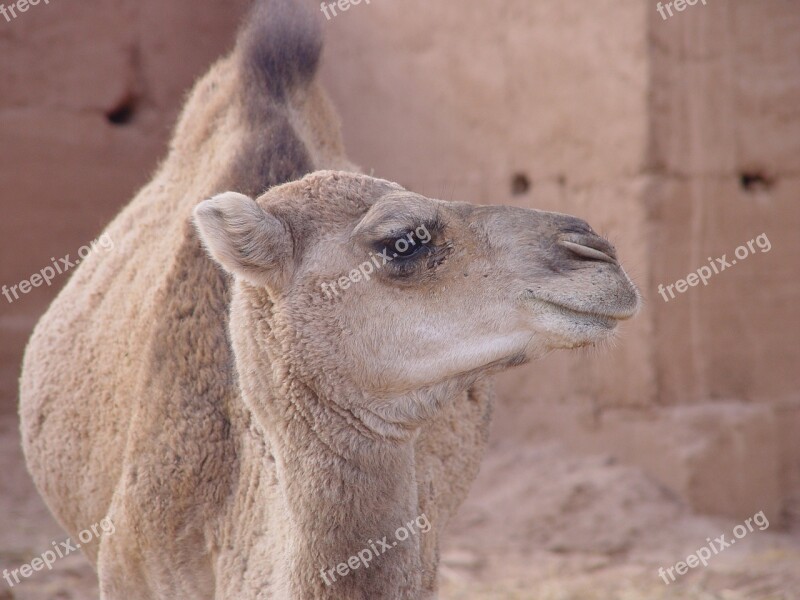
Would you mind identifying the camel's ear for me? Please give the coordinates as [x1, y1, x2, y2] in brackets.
[193, 192, 292, 289]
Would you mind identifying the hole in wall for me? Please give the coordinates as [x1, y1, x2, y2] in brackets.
[106, 94, 138, 126]
[739, 171, 775, 193]
[511, 173, 531, 196]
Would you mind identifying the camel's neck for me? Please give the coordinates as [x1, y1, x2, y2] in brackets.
[249, 379, 426, 599]
[286, 419, 422, 598]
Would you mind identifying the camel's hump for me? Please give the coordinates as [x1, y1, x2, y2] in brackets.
[237, 0, 323, 101]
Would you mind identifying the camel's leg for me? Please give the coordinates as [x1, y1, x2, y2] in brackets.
[95, 495, 216, 599]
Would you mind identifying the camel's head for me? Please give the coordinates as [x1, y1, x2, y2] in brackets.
[194, 171, 640, 408]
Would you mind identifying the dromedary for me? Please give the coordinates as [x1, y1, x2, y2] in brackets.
[19, 0, 640, 598]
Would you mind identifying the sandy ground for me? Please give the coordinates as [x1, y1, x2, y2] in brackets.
[439, 442, 800, 599]
[1, 414, 798, 600]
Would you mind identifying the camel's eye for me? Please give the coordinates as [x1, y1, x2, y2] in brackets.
[379, 227, 432, 261]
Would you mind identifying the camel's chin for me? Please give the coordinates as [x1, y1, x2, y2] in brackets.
[546, 322, 618, 350]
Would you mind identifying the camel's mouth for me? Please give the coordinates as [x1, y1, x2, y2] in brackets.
[523, 293, 639, 330]
[526, 297, 618, 327]
[519, 295, 632, 350]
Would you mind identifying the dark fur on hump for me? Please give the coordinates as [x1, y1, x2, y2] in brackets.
[226, 0, 322, 198]
[236, 0, 323, 103]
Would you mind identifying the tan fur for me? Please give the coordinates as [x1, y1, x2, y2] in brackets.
[19, 2, 640, 598]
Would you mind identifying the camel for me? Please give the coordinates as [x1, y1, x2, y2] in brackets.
[18, 0, 641, 598]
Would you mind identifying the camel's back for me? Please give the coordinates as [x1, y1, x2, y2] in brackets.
[18, 0, 344, 558]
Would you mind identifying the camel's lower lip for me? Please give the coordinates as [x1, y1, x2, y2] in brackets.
[524, 295, 621, 328]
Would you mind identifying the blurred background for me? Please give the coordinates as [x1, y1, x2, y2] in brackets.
[0, 0, 798, 598]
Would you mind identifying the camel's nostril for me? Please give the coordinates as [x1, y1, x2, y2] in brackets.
[559, 239, 617, 265]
